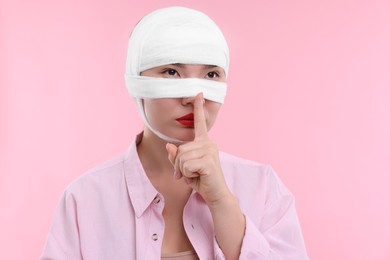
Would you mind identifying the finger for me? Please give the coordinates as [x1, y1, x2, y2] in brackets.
[180, 158, 205, 178]
[174, 138, 209, 154]
[175, 146, 207, 177]
[177, 148, 205, 168]
[166, 143, 182, 179]
[166, 143, 177, 166]
[193, 92, 208, 140]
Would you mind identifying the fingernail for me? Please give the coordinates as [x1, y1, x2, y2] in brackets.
[202, 98, 205, 104]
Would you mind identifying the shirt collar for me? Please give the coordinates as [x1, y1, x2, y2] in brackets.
[123, 132, 159, 218]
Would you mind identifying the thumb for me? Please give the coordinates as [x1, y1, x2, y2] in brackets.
[165, 143, 178, 166]
[166, 143, 181, 179]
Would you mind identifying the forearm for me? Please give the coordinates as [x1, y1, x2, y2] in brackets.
[208, 192, 246, 260]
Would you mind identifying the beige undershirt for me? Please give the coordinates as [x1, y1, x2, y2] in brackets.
[161, 250, 199, 260]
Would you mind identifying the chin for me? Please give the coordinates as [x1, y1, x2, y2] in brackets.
[167, 128, 195, 142]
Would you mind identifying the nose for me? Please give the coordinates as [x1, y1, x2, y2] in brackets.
[181, 96, 196, 106]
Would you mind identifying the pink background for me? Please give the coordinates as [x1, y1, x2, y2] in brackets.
[1, 0, 389, 259]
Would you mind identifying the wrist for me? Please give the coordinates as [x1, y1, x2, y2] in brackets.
[207, 190, 240, 213]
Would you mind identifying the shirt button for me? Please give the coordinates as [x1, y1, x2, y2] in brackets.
[153, 196, 161, 204]
[151, 233, 158, 241]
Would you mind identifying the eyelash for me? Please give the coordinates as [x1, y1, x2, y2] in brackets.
[206, 71, 220, 79]
[161, 68, 220, 79]
[162, 68, 180, 77]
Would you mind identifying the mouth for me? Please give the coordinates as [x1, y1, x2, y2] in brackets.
[176, 113, 194, 127]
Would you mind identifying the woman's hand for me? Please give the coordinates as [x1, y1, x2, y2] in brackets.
[166, 93, 246, 259]
[165, 93, 229, 206]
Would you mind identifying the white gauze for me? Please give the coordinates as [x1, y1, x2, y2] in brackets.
[124, 6, 229, 143]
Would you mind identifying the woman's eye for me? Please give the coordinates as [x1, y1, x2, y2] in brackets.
[164, 69, 179, 77]
[206, 71, 219, 79]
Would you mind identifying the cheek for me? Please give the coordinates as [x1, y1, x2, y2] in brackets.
[209, 102, 221, 113]
[206, 103, 222, 122]
[144, 99, 177, 119]
[143, 100, 161, 120]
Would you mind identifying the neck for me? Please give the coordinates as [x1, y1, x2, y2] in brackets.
[137, 128, 175, 177]
[137, 129, 193, 199]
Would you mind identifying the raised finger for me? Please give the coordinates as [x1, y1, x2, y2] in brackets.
[194, 92, 208, 140]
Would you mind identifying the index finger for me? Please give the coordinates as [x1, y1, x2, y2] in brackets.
[194, 92, 208, 140]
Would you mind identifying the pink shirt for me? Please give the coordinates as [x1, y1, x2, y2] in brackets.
[41, 133, 309, 259]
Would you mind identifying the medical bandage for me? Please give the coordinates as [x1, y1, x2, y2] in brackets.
[124, 7, 229, 143]
[125, 76, 227, 104]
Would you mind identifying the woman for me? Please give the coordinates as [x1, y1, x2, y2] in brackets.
[41, 6, 308, 260]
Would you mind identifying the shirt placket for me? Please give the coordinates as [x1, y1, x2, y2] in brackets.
[183, 192, 215, 260]
[144, 193, 165, 259]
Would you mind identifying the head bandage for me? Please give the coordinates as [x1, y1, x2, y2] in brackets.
[126, 76, 226, 103]
[124, 6, 229, 143]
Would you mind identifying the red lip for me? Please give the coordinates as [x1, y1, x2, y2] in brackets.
[176, 113, 194, 120]
[176, 113, 194, 127]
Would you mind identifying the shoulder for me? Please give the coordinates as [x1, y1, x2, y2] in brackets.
[63, 152, 128, 199]
[219, 150, 292, 199]
[219, 151, 272, 177]
[219, 151, 296, 223]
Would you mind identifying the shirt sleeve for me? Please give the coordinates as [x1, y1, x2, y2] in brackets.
[242, 165, 309, 259]
[214, 165, 309, 260]
[240, 206, 308, 259]
[40, 189, 83, 260]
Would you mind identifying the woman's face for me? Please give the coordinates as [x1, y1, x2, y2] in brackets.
[140, 64, 226, 141]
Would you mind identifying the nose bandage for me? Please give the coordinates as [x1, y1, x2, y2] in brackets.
[124, 7, 229, 143]
[125, 76, 227, 104]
